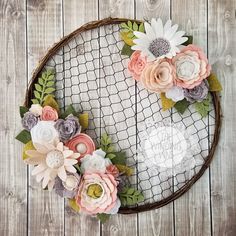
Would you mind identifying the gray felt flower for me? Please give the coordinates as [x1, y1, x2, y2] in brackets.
[55, 114, 81, 142]
[54, 173, 80, 199]
[22, 112, 38, 131]
[183, 81, 209, 103]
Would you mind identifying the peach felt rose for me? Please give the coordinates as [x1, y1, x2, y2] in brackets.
[106, 164, 119, 178]
[76, 172, 118, 215]
[128, 51, 147, 81]
[140, 59, 175, 93]
[41, 106, 58, 121]
[172, 44, 211, 89]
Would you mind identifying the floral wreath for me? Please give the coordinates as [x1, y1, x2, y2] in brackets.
[16, 18, 222, 223]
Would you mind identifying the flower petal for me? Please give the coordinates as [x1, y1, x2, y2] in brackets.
[24, 156, 45, 165]
[63, 150, 74, 158]
[65, 165, 77, 173]
[64, 159, 78, 166]
[58, 166, 67, 181]
[31, 164, 47, 176]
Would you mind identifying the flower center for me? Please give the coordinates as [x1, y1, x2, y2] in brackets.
[62, 176, 78, 190]
[46, 150, 64, 169]
[149, 38, 171, 58]
[76, 143, 87, 154]
[87, 184, 103, 199]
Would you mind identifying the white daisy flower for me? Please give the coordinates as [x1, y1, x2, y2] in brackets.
[131, 18, 188, 60]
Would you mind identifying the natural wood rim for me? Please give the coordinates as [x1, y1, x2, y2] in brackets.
[24, 17, 222, 214]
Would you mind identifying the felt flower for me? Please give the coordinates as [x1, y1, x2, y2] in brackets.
[106, 164, 120, 178]
[132, 18, 188, 60]
[25, 142, 80, 189]
[140, 59, 175, 93]
[184, 81, 209, 102]
[172, 44, 211, 89]
[22, 112, 38, 131]
[29, 104, 43, 116]
[41, 106, 58, 121]
[31, 120, 59, 145]
[54, 173, 80, 198]
[76, 172, 118, 215]
[80, 149, 112, 174]
[65, 133, 96, 160]
[165, 86, 184, 102]
[55, 115, 81, 142]
[128, 51, 147, 81]
[106, 199, 121, 215]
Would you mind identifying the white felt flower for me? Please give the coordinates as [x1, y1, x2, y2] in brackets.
[25, 142, 80, 189]
[29, 104, 43, 116]
[31, 121, 59, 146]
[80, 149, 110, 173]
[132, 18, 188, 60]
[165, 86, 185, 102]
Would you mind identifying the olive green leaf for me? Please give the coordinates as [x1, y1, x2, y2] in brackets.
[97, 213, 110, 223]
[110, 152, 126, 165]
[43, 95, 60, 112]
[19, 106, 29, 118]
[15, 130, 31, 144]
[174, 98, 190, 114]
[195, 94, 211, 117]
[121, 43, 134, 57]
[207, 74, 222, 92]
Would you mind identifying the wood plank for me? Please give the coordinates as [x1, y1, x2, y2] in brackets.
[27, 1, 64, 235]
[0, 0, 27, 235]
[208, 0, 236, 235]
[135, 1, 174, 236]
[171, 1, 211, 236]
[63, 1, 100, 235]
[98, 1, 137, 236]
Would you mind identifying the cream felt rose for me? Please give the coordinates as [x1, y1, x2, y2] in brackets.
[172, 44, 211, 89]
[41, 106, 58, 121]
[30, 121, 59, 145]
[140, 59, 175, 93]
[128, 51, 147, 81]
[76, 172, 118, 215]
[165, 86, 184, 102]
[29, 104, 43, 116]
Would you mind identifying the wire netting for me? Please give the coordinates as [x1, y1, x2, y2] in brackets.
[44, 23, 216, 207]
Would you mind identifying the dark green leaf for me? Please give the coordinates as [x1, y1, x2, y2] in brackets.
[15, 130, 31, 144]
[97, 213, 110, 223]
[121, 44, 134, 57]
[174, 98, 190, 114]
[111, 152, 126, 165]
[182, 35, 193, 46]
[19, 106, 29, 118]
[60, 104, 77, 119]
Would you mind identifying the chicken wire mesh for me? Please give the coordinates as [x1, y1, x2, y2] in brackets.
[43, 23, 216, 208]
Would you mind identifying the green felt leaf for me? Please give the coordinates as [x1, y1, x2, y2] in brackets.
[120, 22, 127, 28]
[38, 78, 44, 85]
[45, 87, 55, 94]
[111, 152, 126, 165]
[46, 81, 55, 87]
[139, 22, 145, 32]
[97, 213, 110, 223]
[160, 93, 175, 111]
[174, 99, 190, 114]
[19, 106, 29, 118]
[106, 153, 116, 159]
[127, 21, 132, 28]
[60, 104, 77, 119]
[43, 95, 59, 112]
[35, 84, 42, 92]
[207, 74, 222, 92]
[31, 99, 39, 104]
[121, 44, 134, 57]
[34, 90, 41, 99]
[118, 187, 144, 207]
[15, 130, 31, 144]
[195, 94, 211, 117]
[133, 22, 138, 31]
[182, 35, 193, 46]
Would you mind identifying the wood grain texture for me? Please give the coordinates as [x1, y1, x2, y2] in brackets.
[171, 1, 211, 235]
[208, 0, 236, 235]
[135, 1, 174, 236]
[27, 0, 64, 235]
[0, 0, 27, 235]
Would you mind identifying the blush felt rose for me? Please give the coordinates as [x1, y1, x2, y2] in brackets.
[106, 164, 119, 178]
[76, 172, 118, 215]
[172, 44, 211, 89]
[140, 59, 175, 93]
[128, 51, 147, 81]
[41, 106, 58, 121]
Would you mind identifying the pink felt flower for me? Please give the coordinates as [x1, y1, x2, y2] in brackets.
[76, 172, 118, 215]
[172, 44, 211, 89]
[41, 106, 58, 121]
[106, 164, 119, 178]
[65, 133, 95, 160]
[128, 51, 147, 81]
[140, 59, 175, 93]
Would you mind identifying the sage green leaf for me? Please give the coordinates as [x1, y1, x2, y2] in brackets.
[195, 94, 211, 117]
[31, 99, 39, 104]
[19, 106, 29, 118]
[182, 35, 193, 46]
[127, 32, 134, 38]
[118, 187, 144, 206]
[174, 99, 190, 114]
[42, 71, 47, 79]
[15, 130, 31, 144]
[34, 90, 41, 99]
[106, 153, 116, 159]
[120, 22, 127, 28]
[46, 81, 55, 87]
[121, 44, 134, 57]
[45, 87, 55, 94]
[38, 78, 44, 85]
[35, 84, 42, 92]
[128, 21, 132, 28]
[97, 214, 110, 223]
[139, 22, 144, 32]
[47, 74, 54, 81]
[133, 22, 138, 31]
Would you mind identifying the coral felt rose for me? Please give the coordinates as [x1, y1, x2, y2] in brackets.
[172, 44, 211, 89]
[41, 106, 58, 121]
[106, 164, 119, 178]
[128, 51, 147, 81]
[76, 172, 118, 215]
[30, 120, 59, 145]
[140, 59, 175, 93]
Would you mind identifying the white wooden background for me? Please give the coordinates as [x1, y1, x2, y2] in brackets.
[0, 0, 236, 235]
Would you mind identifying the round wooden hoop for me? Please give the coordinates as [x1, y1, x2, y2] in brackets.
[24, 17, 222, 214]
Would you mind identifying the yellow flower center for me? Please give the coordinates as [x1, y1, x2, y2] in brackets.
[87, 184, 103, 199]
